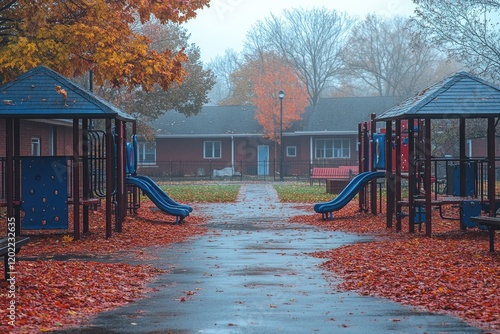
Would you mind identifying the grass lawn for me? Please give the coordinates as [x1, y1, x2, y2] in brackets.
[159, 183, 241, 202]
[156, 181, 334, 203]
[274, 182, 335, 202]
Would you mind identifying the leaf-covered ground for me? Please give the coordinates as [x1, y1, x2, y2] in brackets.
[292, 201, 500, 332]
[2, 186, 499, 333]
[0, 200, 207, 333]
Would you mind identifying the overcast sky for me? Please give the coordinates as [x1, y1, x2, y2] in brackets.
[184, 0, 416, 62]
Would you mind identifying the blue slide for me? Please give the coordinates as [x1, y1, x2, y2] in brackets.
[314, 171, 385, 219]
[134, 175, 193, 213]
[126, 175, 192, 223]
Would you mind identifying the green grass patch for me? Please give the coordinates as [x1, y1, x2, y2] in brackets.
[274, 183, 334, 203]
[159, 184, 240, 203]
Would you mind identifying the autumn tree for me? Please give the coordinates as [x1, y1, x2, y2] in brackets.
[0, 0, 209, 91]
[245, 7, 354, 106]
[253, 55, 309, 142]
[413, 0, 500, 81]
[0, 0, 16, 47]
[342, 15, 447, 99]
[219, 56, 258, 106]
[89, 21, 215, 139]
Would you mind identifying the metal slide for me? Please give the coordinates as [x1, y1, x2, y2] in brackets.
[126, 176, 191, 223]
[314, 171, 385, 218]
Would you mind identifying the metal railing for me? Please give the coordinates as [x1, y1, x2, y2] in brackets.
[136, 159, 359, 181]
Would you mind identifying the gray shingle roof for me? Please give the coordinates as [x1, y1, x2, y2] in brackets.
[0, 66, 133, 121]
[154, 105, 261, 137]
[376, 72, 500, 121]
[302, 96, 399, 132]
[153, 96, 399, 137]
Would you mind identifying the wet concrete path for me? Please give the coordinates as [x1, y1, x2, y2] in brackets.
[58, 184, 483, 333]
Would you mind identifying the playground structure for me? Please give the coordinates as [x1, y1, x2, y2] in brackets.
[314, 171, 385, 219]
[0, 66, 190, 240]
[125, 135, 192, 223]
[315, 72, 500, 237]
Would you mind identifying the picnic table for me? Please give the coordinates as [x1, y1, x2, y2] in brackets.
[470, 216, 500, 252]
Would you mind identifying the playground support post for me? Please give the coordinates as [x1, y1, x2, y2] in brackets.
[487, 117, 496, 216]
[424, 118, 432, 236]
[357, 122, 364, 212]
[105, 119, 113, 239]
[459, 119, 467, 199]
[73, 118, 81, 240]
[82, 118, 89, 234]
[13, 119, 21, 235]
[115, 120, 125, 232]
[407, 118, 416, 233]
[5, 119, 13, 229]
[370, 113, 377, 215]
[395, 119, 402, 232]
[385, 120, 394, 228]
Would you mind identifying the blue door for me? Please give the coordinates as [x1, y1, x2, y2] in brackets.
[258, 145, 269, 176]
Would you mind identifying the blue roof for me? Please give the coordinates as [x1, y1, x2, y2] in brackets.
[0, 66, 134, 121]
[375, 72, 500, 121]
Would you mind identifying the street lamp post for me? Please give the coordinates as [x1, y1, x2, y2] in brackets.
[278, 90, 285, 181]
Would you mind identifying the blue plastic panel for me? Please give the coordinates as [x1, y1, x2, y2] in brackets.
[414, 206, 426, 223]
[373, 133, 386, 169]
[461, 200, 481, 228]
[21, 157, 69, 229]
[448, 162, 476, 196]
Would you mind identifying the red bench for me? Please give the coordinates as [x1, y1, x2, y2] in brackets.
[310, 167, 353, 185]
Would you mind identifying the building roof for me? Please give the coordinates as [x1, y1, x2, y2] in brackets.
[376, 72, 500, 121]
[154, 105, 262, 137]
[153, 96, 399, 138]
[0, 66, 134, 121]
[301, 96, 399, 133]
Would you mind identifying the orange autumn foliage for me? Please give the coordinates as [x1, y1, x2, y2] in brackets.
[253, 56, 309, 142]
[0, 0, 210, 92]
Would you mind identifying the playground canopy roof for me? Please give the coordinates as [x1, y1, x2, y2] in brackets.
[375, 71, 500, 121]
[0, 65, 134, 121]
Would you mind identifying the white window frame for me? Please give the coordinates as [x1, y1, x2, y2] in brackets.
[137, 141, 156, 165]
[286, 146, 297, 157]
[31, 137, 41, 156]
[315, 138, 350, 159]
[204, 141, 222, 159]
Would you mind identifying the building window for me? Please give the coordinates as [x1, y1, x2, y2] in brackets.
[204, 141, 221, 159]
[31, 138, 41, 156]
[315, 139, 350, 159]
[286, 146, 296, 157]
[138, 141, 156, 164]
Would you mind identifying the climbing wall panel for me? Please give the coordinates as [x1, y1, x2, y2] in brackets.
[21, 157, 69, 229]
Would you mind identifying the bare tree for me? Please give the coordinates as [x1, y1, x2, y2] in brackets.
[244, 7, 355, 106]
[207, 49, 242, 105]
[413, 0, 500, 82]
[343, 15, 446, 99]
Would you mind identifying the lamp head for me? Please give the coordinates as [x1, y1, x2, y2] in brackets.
[278, 90, 285, 100]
